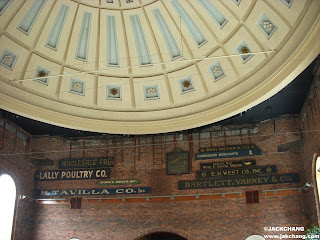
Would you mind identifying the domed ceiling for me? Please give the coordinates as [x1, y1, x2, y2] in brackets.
[0, 0, 319, 134]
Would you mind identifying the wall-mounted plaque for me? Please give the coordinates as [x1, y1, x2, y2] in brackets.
[200, 160, 256, 169]
[199, 144, 257, 153]
[36, 187, 151, 196]
[196, 165, 277, 179]
[195, 148, 261, 160]
[178, 173, 299, 190]
[35, 168, 111, 181]
[59, 157, 114, 169]
[167, 148, 189, 175]
[98, 179, 140, 185]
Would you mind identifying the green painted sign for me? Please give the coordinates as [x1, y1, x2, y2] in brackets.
[167, 149, 190, 175]
[98, 179, 140, 185]
[200, 160, 256, 169]
[178, 173, 299, 190]
[196, 165, 277, 179]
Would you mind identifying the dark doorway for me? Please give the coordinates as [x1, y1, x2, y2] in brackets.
[137, 232, 187, 240]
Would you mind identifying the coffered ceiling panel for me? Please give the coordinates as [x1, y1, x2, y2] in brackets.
[0, 0, 319, 134]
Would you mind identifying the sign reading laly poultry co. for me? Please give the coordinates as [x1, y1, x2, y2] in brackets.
[35, 169, 111, 181]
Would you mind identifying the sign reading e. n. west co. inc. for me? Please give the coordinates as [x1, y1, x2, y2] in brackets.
[98, 179, 140, 185]
[35, 169, 110, 181]
[58, 157, 114, 169]
[199, 144, 257, 153]
[200, 160, 256, 170]
[36, 187, 151, 196]
[195, 148, 261, 160]
[178, 173, 299, 190]
[196, 165, 277, 179]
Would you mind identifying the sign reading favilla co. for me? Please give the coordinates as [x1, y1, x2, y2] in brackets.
[35, 169, 110, 181]
[58, 157, 114, 169]
[196, 145, 261, 160]
[36, 187, 151, 196]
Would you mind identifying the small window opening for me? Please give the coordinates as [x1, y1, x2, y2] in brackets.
[246, 190, 259, 204]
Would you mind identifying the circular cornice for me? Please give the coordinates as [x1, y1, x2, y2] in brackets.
[0, 0, 319, 134]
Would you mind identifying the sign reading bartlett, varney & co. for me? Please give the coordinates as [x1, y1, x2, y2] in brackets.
[36, 187, 151, 196]
[178, 173, 299, 190]
[196, 145, 261, 160]
[59, 157, 114, 169]
[35, 169, 110, 181]
[200, 160, 256, 169]
[196, 165, 277, 179]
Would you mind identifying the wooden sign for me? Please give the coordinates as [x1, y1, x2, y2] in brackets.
[0, 137, 2, 149]
[36, 187, 151, 196]
[200, 160, 256, 169]
[195, 148, 261, 160]
[58, 157, 114, 169]
[196, 165, 277, 179]
[178, 173, 299, 190]
[35, 169, 111, 181]
[98, 179, 140, 185]
[199, 144, 257, 153]
[167, 149, 189, 175]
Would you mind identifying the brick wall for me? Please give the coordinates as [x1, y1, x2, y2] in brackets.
[27, 116, 309, 240]
[300, 68, 320, 226]
[0, 120, 36, 240]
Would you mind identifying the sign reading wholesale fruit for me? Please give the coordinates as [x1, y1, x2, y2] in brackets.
[195, 144, 261, 160]
[98, 179, 140, 185]
[196, 165, 277, 179]
[35, 169, 110, 181]
[200, 160, 256, 169]
[58, 157, 114, 169]
[178, 173, 299, 190]
[36, 187, 151, 196]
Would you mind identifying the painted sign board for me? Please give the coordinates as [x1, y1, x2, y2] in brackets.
[178, 173, 299, 190]
[98, 179, 140, 185]
[200, 160, 256, 169]
[195, 149, 261, 160]
[167, 149, 189, 175]
[36, 187, 151, 196]
[58, 157, 114, 169]
[199, 144, 257, 153]
[196, 165, 277, 179]
[35, 169, 111, 181]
